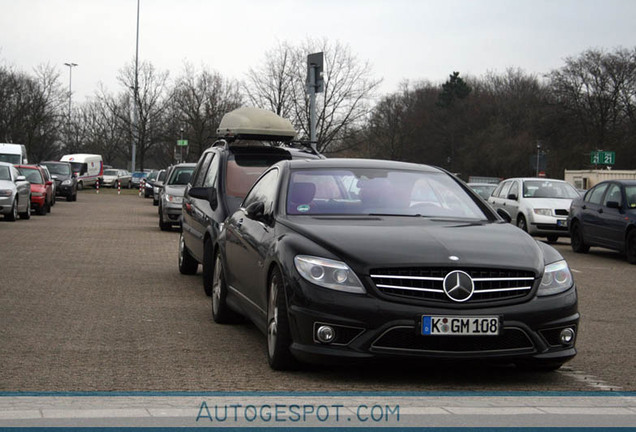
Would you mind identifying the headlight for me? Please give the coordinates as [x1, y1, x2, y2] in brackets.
[0, 189, 12, 197]
[534, 208, 552, 216]
[62, 179, 73, 185]
[294, 255, 366, 294]
[538, 260, 573, 296]
[166, 194, 182, 204]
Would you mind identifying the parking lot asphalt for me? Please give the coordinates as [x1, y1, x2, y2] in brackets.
[0, 189, 634, 392]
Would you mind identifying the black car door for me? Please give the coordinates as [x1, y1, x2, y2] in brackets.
[225, 168, 280, 321]
[597, 183, 626, 249]
[580, 183, 609, 244]
[183, 152, 215, 261]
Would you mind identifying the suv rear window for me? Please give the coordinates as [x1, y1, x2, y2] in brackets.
[226, 153, 291, 198]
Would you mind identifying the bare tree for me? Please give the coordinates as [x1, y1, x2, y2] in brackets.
[172, 63, 243, 161]
[243, 38, 382, 153]
[243, 42, 295, 119]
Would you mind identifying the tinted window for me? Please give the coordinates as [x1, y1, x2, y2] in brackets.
[43, 163, 70, 176]
[586, 183, 609, 205]
[243, 169, 280, 215]
[192, 152, 213, 187]
[626, 186, 636, 209]
[203, 155, 219, 188]
[19, 167, 43, 184]
[167, 167, 194, 185]
[603, 184, 622, 207]
[225, 154, 286, 198]
[286, 168, 487, 219]
[0, 166, 10, 180]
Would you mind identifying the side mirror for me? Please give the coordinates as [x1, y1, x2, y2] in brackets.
[51, 175, 59, 180]
[507, 193, 518, 201]
[245, 201, 265, 220]
[46, 180, 53, 186]
[606, 201, 621, 209]
[16, 175, 27, 183]
[188, 186, 218, 210]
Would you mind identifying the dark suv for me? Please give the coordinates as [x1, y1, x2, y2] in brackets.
[179, 107, 321, 296]
[40, 161, 77, 201]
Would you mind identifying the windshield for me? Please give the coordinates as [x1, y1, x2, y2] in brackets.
[167, 167, 194, 185]
[18, 167, 43, 184]
[132, 172, 147, 179]
[523, 180, 580, 199]
[286, 168, 487, 219]
[42, 163, 70, 176]
[103, 169, 118, 176]
[0, 154, 22, 164]
[0, 166, 10, 180]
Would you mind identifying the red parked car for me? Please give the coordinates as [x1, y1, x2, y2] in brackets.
[16, 165, 53, 215]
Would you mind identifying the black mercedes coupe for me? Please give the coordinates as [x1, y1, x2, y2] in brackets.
[212, 158, 579, 371]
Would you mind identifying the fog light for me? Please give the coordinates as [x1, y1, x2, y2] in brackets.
[316, 325, 336, 343]
[560, 328, 575, 345]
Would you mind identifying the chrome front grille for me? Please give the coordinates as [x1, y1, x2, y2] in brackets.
[370, 267, 536, 303]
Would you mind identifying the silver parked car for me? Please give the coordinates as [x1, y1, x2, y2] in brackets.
[102, 169, 132, 188]
[159, 163, 196, 231]
[489, 177, 581, 243]
[0, 161, 31, 221]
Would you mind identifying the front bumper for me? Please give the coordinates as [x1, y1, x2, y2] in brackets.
[0, 195, 15, 214]
[56, 183, 74, 197]
[162, 201, 183, 223]
[527, 214, 570, 236]
[285, 276, 579, 365]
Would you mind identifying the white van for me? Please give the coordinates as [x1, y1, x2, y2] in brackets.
[0, 143, 28, 164]
[60, 153, 103, 189]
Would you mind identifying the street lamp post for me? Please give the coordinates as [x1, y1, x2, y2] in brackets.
[63, 62, 78, 122]
[131, 0, 140, 172]
[536, 142, 542, 177]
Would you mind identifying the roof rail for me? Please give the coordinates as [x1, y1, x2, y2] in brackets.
[285, 140, 323, 158]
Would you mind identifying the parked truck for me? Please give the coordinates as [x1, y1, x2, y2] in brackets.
[0, 143, 28, 164]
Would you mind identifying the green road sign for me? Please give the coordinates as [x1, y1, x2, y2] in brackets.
[177, 139, 188, 147]
[591, 150, 615, 165]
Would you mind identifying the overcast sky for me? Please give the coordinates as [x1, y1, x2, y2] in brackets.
[1, 0, 634, 104]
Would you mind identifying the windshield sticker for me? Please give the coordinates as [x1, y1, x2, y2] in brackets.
[297, 204, 310, 212]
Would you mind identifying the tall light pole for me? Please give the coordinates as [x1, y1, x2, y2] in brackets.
[63, 62, 78, 121]
[131, 0, 140, 172]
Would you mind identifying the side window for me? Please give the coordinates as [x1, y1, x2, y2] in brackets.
[491, 182, 504, 198]
[586, 184, 608, 205]
[202, 155, 219, 188]
[499, 181, 512, 199]
[242, 169, 279, 216]
[603, 184, 622, 207]
[508, 182, 519, 199]
[192, 152, 213, 187]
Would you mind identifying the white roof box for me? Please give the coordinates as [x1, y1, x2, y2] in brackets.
[216, 107, 297, 141]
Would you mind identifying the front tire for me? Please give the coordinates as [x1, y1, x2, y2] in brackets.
[19, 197, 31, 220]
[178, 232, 198, 275]
[267, 267, 297, 370]
[6, 199, 18, 221]
[626, 230, 636, 264]
[517, 214, 528, 232]
[570, 222, 590, 253]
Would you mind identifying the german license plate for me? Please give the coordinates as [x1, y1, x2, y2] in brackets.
[557, 219, 568, 228]
[421, 316, 500, 336]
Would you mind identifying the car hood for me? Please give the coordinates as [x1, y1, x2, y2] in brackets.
[0, 179, 16, 191]
[164, 185, 186, 196]
[281, 216, 545, 274]
[522, 198, 573, 209]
